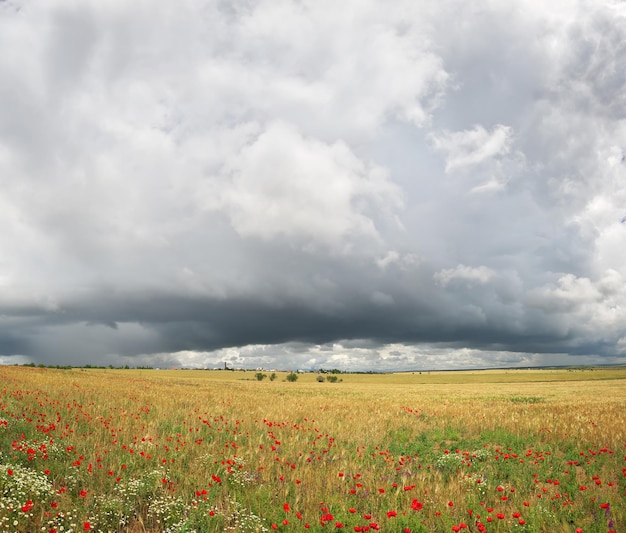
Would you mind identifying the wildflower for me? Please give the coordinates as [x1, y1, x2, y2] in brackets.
[284, 503, 291, 512]
[386, 510, 397, 518]
[21, 500, 34, 513]
[83, 523, 91, 531]
[411, 499, 423, 511]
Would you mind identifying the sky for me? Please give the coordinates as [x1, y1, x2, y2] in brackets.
[1, 0, 625, 371]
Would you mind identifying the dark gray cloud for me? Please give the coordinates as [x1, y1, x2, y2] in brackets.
[1, 0, 625, 370]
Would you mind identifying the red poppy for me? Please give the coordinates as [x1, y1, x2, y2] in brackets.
[411, 499, 423, 511]
[21, 500, 34, 513]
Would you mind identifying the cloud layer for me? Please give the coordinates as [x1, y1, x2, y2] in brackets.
[1, 0, 625, 369]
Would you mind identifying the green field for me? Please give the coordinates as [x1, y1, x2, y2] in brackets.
[0, 366, 624, 532]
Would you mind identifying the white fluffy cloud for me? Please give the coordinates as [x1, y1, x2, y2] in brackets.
[434, 265, 497, 288]
[431, 124, 513, 173]
[201, 121, 402, 253]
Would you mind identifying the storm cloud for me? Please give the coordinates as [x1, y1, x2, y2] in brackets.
[1, 0, 625, 370]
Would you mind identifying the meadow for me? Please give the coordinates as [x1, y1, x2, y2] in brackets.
[0, 365, 624, 533]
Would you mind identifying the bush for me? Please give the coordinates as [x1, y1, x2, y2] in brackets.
[286, 372, 298, 382]
[255, 373, 267, 381]
[316, 375, 325, 382]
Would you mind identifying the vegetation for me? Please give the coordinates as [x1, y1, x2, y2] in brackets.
[0, 365, 624, 532]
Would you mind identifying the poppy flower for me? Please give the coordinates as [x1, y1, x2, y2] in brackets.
[21, 500, 33, 513]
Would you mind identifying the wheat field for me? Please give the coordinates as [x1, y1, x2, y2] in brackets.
[0, 365, 624, 532]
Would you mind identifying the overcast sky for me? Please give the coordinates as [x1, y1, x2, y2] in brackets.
[1, 0, 625, 371]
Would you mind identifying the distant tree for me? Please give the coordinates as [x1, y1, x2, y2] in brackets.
[316, 375, 325, 382]
[255, 372, 267, 381]
[327, 375, 338, 383]
[286, 372, 298, 382]
[269, 373, 277, 381]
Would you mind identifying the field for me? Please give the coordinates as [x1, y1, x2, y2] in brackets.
[0, 366, 624, 533]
